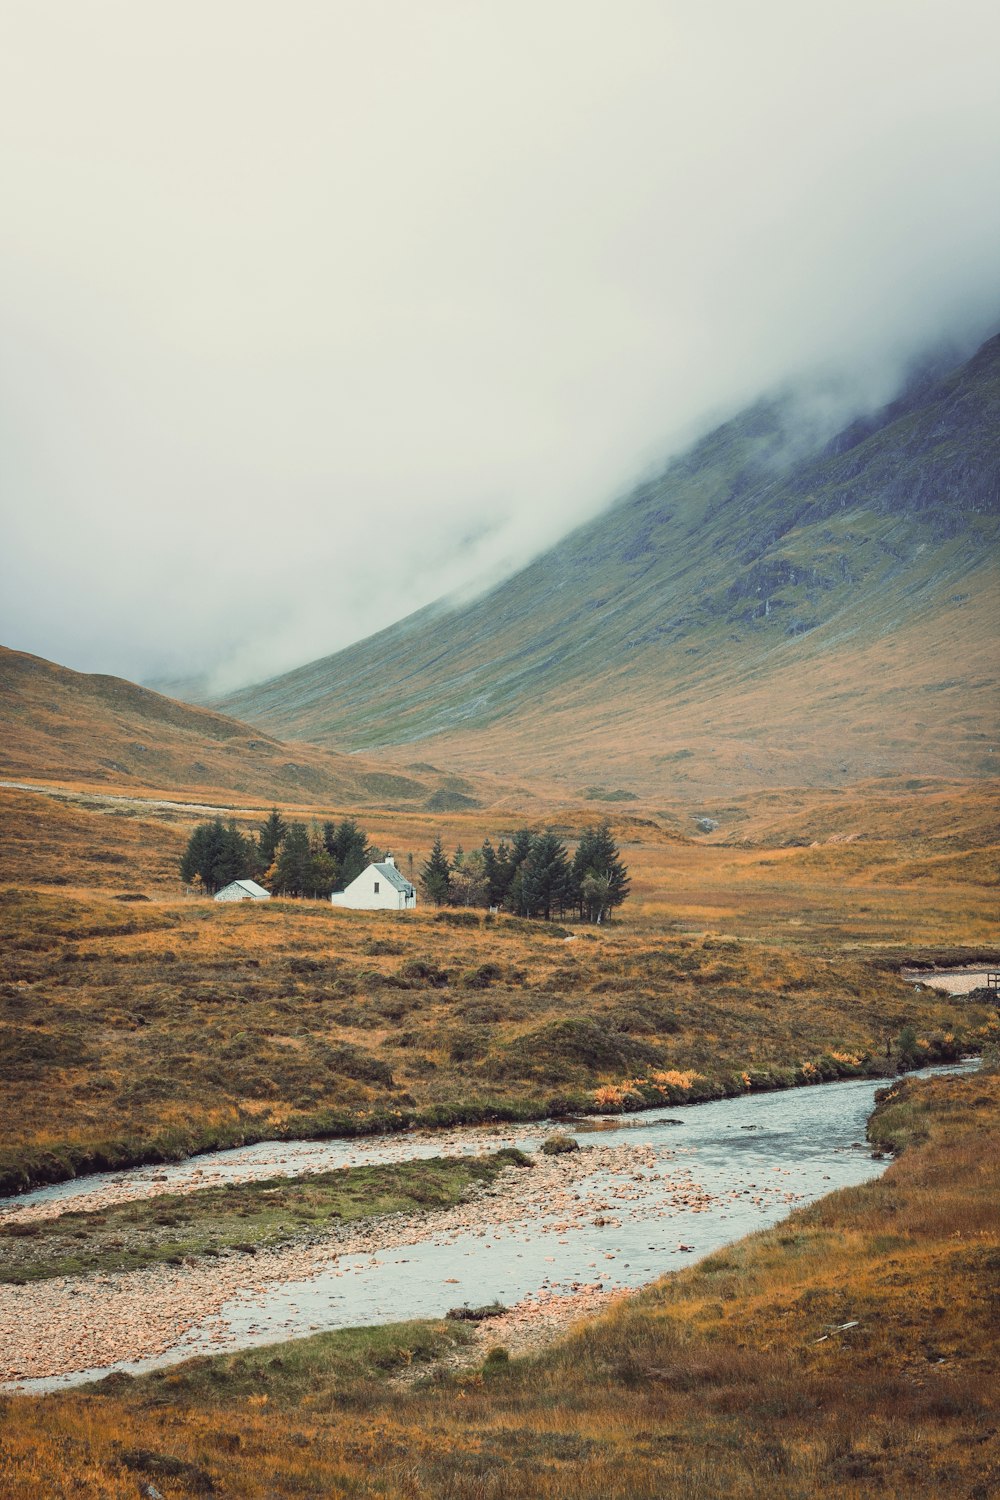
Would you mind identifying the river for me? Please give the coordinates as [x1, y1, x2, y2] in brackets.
[0, 1059, 978, 1393]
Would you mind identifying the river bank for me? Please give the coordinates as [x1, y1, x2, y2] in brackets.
[3, 1031, 980, 1202]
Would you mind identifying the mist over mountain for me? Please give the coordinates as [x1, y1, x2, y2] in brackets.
[2, 5, 1000, 691]
[209, 333, 1000, 798]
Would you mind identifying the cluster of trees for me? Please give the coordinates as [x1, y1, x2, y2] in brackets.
[180, 811, 375, 898]
[180, 810, 628, 920]
[421, 822, 629, 922]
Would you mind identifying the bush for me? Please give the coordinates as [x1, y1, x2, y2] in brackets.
[896, 1024, 923, 1070]
[323, 1042, 395, 1087]
[540, 1133, 579, 1155]
[461, 963, 505, 990]
[446, 1302, 507, 1322]
[398, 961, 450, 988]
[607, 998, 681, 1035]
[494, 1018, 664, 1084]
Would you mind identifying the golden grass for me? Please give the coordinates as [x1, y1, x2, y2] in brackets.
[2, 1066, 996, 1498]
[2, 874, 990, 1194]
[2, 781, 995, 1193]
[0, 643, 517, 810]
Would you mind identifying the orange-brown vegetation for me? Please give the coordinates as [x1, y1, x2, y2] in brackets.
[2, 781, 995, 1195]
[0, 644, 512, 809]
[2, 1064, 996, 1498]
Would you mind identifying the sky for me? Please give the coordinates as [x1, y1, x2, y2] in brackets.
[1, 1, 998, 693]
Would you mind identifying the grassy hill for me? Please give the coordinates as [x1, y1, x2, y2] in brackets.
[214, 335, 1000, 799]
[0, 645, 511, 811]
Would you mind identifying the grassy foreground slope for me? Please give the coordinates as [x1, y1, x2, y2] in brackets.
[3, 1064, 997, 1498]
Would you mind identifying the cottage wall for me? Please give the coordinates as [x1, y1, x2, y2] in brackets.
[331, 864, 415, 910]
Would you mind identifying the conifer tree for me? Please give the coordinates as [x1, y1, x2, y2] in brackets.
[520, 830, 571, 920]
[274, 822, 312, 896]
[421, 836, 452, 906]
[571, 820, 630, 921]
[258, 809, 287, 867]
[323, 818, 371, 887]
[180, 820, 223, 890]
[216, 820, 253, 888]
[180, 818, 258, 893]
[481, 838, 501, 908]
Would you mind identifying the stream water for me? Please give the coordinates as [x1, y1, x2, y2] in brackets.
[2, 1059, 978, 1392]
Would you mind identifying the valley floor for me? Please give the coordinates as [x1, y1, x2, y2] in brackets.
[0, 773, 997, 1494]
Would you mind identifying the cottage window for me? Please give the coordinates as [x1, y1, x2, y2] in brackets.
[373, 881, 380, 893]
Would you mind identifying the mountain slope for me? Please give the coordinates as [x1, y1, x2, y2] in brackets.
[215, 336, 1000, 797]
[0, 646, 506, 809]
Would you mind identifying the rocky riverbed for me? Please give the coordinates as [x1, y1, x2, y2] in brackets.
[5, 1064, 977, 1392]
[1, 1140, 798, 1386]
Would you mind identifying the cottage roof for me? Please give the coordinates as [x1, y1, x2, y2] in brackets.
[373, 861, 414, 895]
[232, 879, 270, 897]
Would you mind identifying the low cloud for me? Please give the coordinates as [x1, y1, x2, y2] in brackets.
[1, 1, 997, 693]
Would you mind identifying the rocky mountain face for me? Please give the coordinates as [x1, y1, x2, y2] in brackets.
[213, 335, 1000, 799]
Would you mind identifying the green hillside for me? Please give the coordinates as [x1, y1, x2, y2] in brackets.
[214, 336, 1000, 799]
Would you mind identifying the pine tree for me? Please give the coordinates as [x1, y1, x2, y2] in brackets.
[215, 820, 254, 889]
[258, 809, 287, 867]
[323, 818, 371, 888]
[571, 820, 630, 921]
[274, 822, 312, 896]
[180, 818, 257, 893]
[180, 821, 223, 890]
[421, 836, 452, 906]
[520, 831, 571, 920]
[591, 820, 630, 916]
[481, 839, 500, 908]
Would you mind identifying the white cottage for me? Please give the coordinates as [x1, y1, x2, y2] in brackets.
[330, 856, 416, 911]
[214, 879, 271, 903]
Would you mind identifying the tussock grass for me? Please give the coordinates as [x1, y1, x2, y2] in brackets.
[2, 875, 989, 1193]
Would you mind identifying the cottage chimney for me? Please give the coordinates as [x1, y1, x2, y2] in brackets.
[385, 853, 395, 867]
